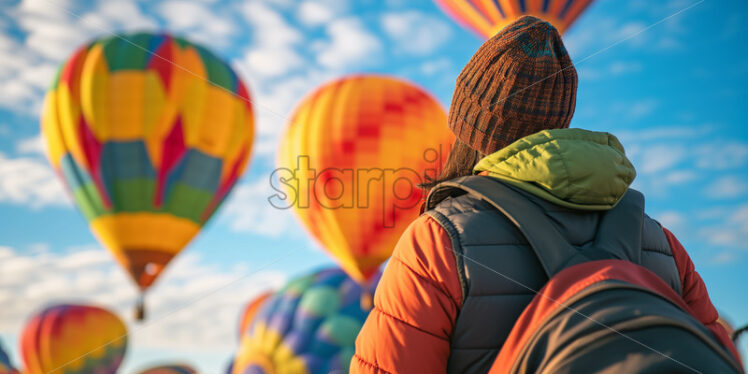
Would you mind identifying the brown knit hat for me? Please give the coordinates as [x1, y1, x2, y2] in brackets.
[448, 15, 578, 155]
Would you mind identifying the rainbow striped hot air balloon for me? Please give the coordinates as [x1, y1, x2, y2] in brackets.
[232, 268, 381, 374]
[41, 32, 255, 318]
[278, 75, 453, 283]
[434, 0, 595, 38]
[238, 292, 273, 339]
[20, 304, 127, 374]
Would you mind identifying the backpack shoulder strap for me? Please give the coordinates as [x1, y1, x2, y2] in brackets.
[426, 176, 646, 278]
[592, 188, 645, 265]
[427, 175, 577, 278]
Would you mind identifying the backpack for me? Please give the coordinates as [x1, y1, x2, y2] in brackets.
[426, 176, 743, 374]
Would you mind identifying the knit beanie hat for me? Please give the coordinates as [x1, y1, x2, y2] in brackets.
[448, 15, 578, 155]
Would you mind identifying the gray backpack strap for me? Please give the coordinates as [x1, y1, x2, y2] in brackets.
[426, 176, 645, 278]
[427, 176, 577, 278]
[592, 189, 645, 265]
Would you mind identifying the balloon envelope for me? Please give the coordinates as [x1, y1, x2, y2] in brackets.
[239, 292, 272, 339]
[137, 364, 198, 374]
[278, 75, 452, 282]
[232, 268, 380, 374]
[20, 304, 127, 374]
[0, 339, 19, 374]
[434, 0, 595, 38]
[41, 32, 255, 293]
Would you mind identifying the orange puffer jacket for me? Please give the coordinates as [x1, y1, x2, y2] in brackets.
[352, 214, 739, 373]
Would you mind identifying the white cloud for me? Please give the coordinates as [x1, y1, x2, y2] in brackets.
[578, 61, 643, 81]
[56, 246, 112, 270]
[614, 21, 649, 46]
[656, 205, 748, 257]
[17, 0, 73, 18]
[710, 252, 737, 265]
[240, 2, 302, 46]
[564, 17, 639, 58]
[695, 141, 748, 170]
[0, 153, 69, 208]
[0, 31, 56, 114]
[16, 134, 45, 154]
[704, 176, 748, 199]
[14, 0, 91, 61]
[242, 47, 303, 78]
[702, 228, 746, 249]
[79, 1, 157, 32]
[634, 144, 686, 174]
[380, 11, 451, 55]
[420, 58, 452, 76]
[157, 0, 237, 47]
[654, 211, 685, 231]
[564, 1, 693, 60]
[628, 99, 658, 119]
[237, 2, 303, 79]
[616, 126, 748, 200]
[0, 245, 286, 354]
[219, 176, 297, 236]
[661, 170, 697, 185]
[615, 125, 710, 143]
[608, 61, 643, 75]
[316, 18, 381, 69]
[697, 204, 748, 250]
[0, 77, 41, 114]
[297, 1, 339, 26]
[729, 205, 748, 224]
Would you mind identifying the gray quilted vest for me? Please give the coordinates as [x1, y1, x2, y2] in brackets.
[425, 176, 682, 374]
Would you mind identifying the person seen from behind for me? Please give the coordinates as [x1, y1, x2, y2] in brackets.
[352, 16, 742, 373]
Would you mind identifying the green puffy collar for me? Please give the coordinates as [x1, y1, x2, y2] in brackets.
[474, 128, 636, 210]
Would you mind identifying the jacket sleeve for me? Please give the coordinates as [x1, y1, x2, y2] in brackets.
[352, 215, 463, 374]
[663, 227, 742, 365]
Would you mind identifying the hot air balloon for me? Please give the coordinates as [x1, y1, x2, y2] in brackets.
[137, 364, 198, 374]
[239, 291, 272, 339]
[232, 268, 380, 374]
[0, 339, 19, 374]
[41, 32, 255, 319]
[278, 75, 452, 283]
[434, 0, 595, 38]
[20, 304, 127, 374]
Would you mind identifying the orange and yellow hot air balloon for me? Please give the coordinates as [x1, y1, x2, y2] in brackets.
[434, 0, 595, 38]
[278, 75, 453, 283]
[41, 32, 255, 319]
[20, 304, 127, 374]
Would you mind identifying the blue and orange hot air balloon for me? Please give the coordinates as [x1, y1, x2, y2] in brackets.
[232, 268, 381, 374]
[434, 0, 595, 38]
[20, 304, 127, 374]
[278, 75, 452, 284]
[0, 339, 19, 374]
[41, 32, 255, 319]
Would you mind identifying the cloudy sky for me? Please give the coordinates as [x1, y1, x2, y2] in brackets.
[1, 0, 747, 372]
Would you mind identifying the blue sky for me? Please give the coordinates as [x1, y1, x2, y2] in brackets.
[1, 0, 747, 372]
